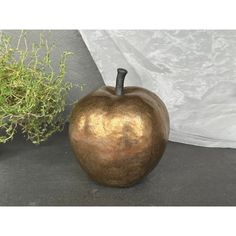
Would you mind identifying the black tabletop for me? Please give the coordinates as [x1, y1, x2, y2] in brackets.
[0, 124, 235, 206]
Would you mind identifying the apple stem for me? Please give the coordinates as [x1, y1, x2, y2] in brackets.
[115, 68, 128, 96]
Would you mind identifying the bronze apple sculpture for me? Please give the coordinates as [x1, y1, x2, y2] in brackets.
[69, 68, 169, 187]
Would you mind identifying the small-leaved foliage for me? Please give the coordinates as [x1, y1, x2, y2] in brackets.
[0, 31, 72, 144]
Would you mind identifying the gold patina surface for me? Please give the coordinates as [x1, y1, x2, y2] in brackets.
[69, 86, 169, 187]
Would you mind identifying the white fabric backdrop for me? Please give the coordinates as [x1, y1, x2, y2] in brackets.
[80, 30, 236, 148]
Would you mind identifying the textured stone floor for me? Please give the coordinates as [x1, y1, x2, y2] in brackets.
[1, 125, 236, 206]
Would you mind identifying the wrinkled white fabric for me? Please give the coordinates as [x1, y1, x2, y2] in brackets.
[80, 30, 236, 148]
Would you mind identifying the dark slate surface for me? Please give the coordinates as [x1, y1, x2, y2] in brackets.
[0, 125, 236, 206]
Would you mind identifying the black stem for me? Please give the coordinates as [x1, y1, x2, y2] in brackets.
[115, 68, 128, 96]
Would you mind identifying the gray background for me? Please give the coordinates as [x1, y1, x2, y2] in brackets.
[1, 30, 236, 206]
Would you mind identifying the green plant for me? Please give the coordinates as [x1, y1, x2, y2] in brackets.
[0, 31, 72, 144]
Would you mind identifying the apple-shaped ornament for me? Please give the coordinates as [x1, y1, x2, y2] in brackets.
[69, 68, 169, 187]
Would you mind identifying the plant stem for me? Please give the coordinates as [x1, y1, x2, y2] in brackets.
[115, 68, 128, 96]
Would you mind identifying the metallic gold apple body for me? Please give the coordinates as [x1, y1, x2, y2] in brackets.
[69, 68, 169, 187]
